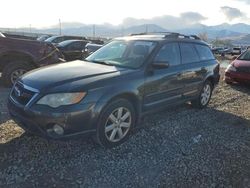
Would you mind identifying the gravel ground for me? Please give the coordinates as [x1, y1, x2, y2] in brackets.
[0, 71, 250, 188]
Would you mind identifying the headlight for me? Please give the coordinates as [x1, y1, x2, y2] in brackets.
[37, 92, 87, 108]
[226, 64, 236, 72]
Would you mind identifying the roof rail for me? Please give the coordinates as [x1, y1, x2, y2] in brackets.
[130, 32, 201, 40]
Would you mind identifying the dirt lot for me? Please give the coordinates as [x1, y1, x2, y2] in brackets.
[0, 70, 250, 188]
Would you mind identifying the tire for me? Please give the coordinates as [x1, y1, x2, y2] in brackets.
[191, 80, 213, 109]
[2, 61, 33, 87]
[95, 99, 136, 148]
[225, 80, 233, 85]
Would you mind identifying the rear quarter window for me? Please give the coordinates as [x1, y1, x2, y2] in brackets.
[194, 44, 215, 61]
[179, 43, 200, 64]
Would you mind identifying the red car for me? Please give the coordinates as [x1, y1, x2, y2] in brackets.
[224, 50, 250, 84]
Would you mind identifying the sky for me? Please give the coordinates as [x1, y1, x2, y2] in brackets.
[1, 0, 250, 28]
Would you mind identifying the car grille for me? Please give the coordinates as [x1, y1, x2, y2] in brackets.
[11, 83, 36, 106]
[237, 67, 250, 74]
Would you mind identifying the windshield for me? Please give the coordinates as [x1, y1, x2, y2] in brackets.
[58, 40, 75, 47]
[0, 32, 5, 37]
[86, 40, 157, 69]
[238, 50, 250, 61]
[45, 36, 59, 42]
[37, 35, 49, 41]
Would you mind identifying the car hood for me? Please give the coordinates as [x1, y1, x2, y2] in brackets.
[20, 60, 128, 92]
[233, 60, 250, 68]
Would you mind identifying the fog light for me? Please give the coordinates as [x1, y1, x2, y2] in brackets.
[53, 124, 64, 135]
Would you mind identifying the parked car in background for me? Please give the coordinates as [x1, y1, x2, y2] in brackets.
[231, 47, 242, 56]
[57, 40, 89, 61]
[45, 36, 86, 45]
[225, 50, 250, 84]
[211, 47, 231, 56]
[37, 35, 51, 42]
[0, 36, 65, 86]
[82, 43, 103, 59]
[221, 48, 232, 56]
[211, 47, 224, 55]
[8, 33, 220, 148]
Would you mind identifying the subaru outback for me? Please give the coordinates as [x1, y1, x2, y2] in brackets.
[8, 33, 220, 148]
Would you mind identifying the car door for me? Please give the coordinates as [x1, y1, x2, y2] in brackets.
[143, 42, 184, 111]
[178, 42, 208, 99]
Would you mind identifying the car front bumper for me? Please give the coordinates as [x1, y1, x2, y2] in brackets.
[225, 71, 250, 83]
[8, 97, 98, 140]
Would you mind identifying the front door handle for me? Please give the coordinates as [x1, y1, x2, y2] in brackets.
[177, 73, 182, 80]
[200, 67, 207, 73]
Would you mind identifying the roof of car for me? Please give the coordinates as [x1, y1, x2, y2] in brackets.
[115, 33, 208, 45]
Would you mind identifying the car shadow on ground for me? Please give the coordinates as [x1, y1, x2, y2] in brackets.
[229, 83, 250, 94]
[0, 105, 250, 187]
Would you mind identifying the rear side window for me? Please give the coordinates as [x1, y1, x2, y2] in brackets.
[154, 43, 180, 66]
[179, 43, 199, 64]
[195, 44, 214, 61]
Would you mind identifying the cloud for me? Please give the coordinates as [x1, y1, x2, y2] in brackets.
[221, 6, 245, 21]
[122, 12, 207, 30]
[234, 0, 250, 4]
[180, 12, 207, 24]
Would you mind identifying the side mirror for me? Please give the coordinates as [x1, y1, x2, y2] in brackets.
[152, 61, 169, 69]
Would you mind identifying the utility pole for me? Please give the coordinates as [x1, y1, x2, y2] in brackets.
[121, 26, 124, 36]
[145, 24, 148, 33]
[59, 19, 62, 35]
[93, 24, 96, 38]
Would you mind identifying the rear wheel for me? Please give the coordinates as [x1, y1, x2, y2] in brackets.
[2, 61, 33, 87]
[95, 99, 136, 148]
[191, 80, 213, 109]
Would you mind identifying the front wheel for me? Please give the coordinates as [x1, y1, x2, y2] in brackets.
[2, 61, 32, 87]
[191, 81, 213, 109]
[95, 99, 136, 148]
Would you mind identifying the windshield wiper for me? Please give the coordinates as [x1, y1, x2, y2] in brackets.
[87, 60, 113, 66]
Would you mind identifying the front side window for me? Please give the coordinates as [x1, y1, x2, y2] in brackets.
[154, 43, 180, 66]
[195, 44, 215, 61]
[68, 42, 82, 50]
[86, 40, 157, 69]
[179, 43, 200, 64]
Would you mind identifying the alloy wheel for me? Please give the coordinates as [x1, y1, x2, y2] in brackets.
[201, 84, 211, 106]
[10, 69, 27, 84]
[104, 107, 132, 142]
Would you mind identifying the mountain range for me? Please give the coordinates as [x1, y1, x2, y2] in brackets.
[2, 22, 250, 44]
